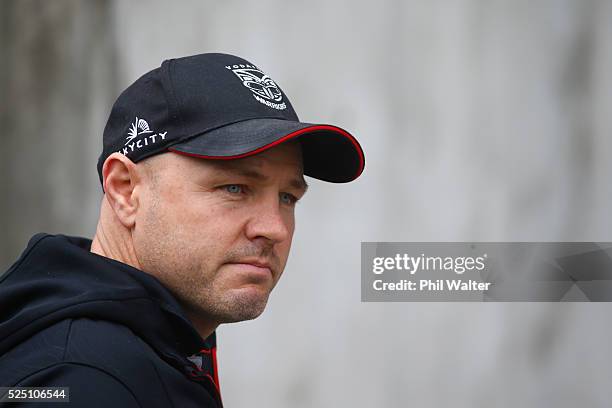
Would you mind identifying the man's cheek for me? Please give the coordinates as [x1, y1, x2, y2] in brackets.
[281, 238, 293, 262]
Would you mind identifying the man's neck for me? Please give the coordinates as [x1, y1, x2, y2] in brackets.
[91, 200, 217, 340]
[91, 198, 219, 341]
[92, 229, 218, 339]
[185, 311, 219, 340]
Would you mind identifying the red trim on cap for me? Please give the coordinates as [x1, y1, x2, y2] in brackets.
[168, 125, 365, 181]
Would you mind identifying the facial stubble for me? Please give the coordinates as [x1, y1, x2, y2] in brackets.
[136, 179, 278, 326]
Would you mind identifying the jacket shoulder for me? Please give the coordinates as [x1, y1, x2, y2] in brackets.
[15, 362, 143, 407]
[0, 318, 174, 406]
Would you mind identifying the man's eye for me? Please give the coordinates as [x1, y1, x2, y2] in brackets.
[280, 192, 298, 205]
[223, 185, 244, 194]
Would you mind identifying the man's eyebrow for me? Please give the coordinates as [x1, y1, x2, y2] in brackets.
[220, 167, 309, 193]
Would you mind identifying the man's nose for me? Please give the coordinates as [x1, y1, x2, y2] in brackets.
[245, 199, 292, 244]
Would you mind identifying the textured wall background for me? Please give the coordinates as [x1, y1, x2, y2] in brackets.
[2, 1, 612, 406]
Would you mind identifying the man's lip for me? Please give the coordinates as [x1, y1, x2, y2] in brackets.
[224, 262, 274, 283]
[226, 260, 274, 273]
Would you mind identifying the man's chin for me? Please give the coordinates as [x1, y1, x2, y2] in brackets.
[220, 288, 270, 322]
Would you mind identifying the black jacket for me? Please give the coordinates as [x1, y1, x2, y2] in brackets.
[0, 233, 223, 407]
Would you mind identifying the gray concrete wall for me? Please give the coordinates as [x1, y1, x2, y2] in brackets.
[2, 1, 612, 406]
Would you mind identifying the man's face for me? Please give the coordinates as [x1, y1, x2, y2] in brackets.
[132, 141, 306, 328]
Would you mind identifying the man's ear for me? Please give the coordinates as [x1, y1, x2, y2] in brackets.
[102, 153, 143, 229]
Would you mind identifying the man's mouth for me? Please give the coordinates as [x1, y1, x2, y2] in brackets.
[225, 260, 274, 281]
[235, 259, 272, 269]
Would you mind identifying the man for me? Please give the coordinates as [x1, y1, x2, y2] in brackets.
[0, 53, 364, 406]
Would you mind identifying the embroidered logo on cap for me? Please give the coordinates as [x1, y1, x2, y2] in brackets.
[126, 117, 153, 145]
[226, 64, 287, 110]
[117, 116, 168, 157]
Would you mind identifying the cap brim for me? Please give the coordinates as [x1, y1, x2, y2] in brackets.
[167, 118, 365, 183]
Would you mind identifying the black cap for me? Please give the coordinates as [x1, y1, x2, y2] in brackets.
[97, 53, 365, 184]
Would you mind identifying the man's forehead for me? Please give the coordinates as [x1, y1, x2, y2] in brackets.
[218, 161, 307, 191]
